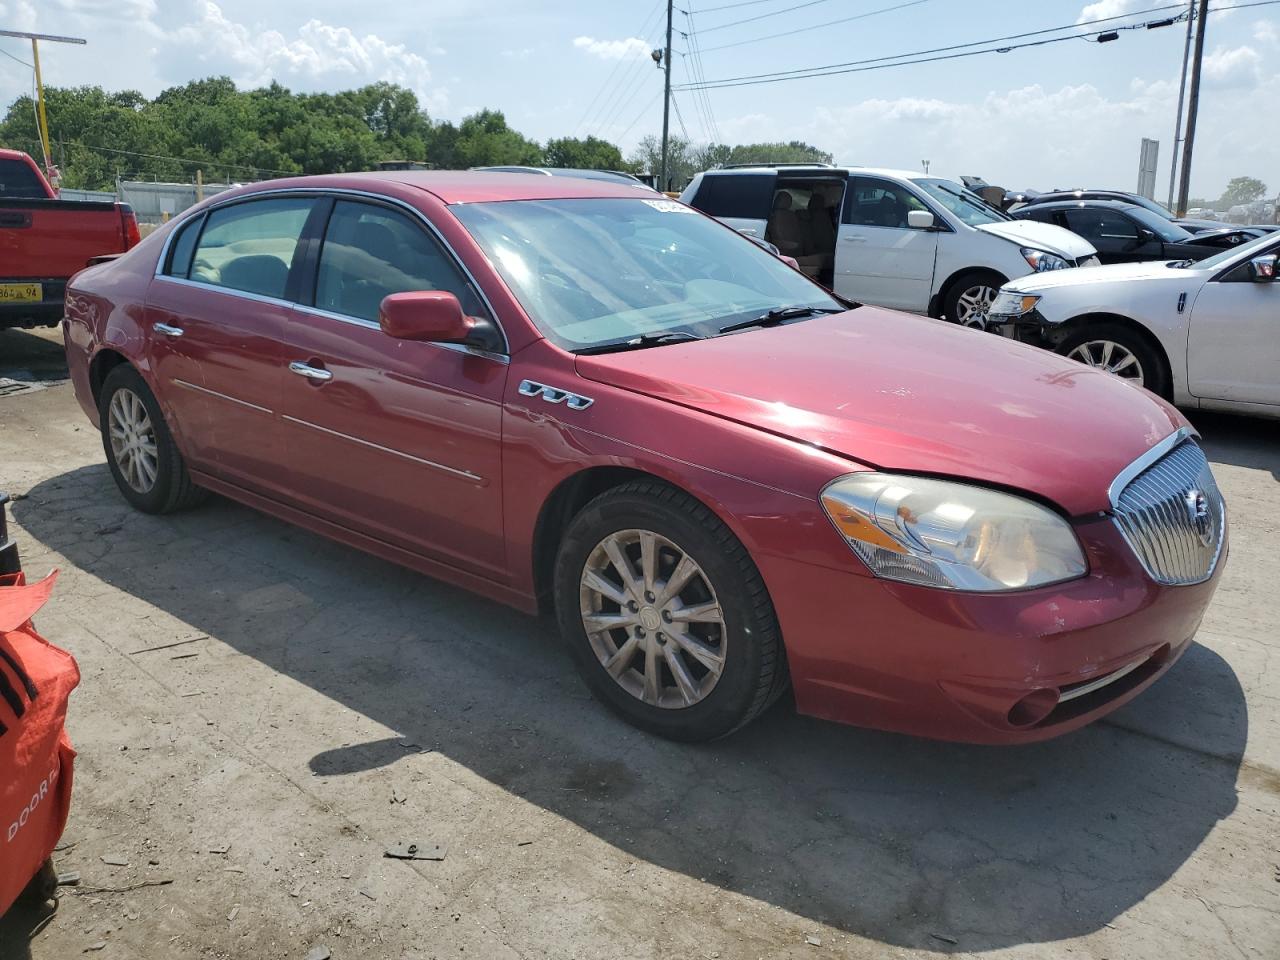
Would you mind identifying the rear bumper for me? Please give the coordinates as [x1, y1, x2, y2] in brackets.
[0, 278, 66, 328]
[759, 514, 1225, 744]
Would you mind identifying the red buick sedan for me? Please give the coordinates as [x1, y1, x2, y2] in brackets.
[62, 172, 1227, 743]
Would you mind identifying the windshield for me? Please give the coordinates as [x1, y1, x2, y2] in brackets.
[1126, 205, 1191, 243]
[1192, 229, 1280, 271]
[1123, 194, 1176, 220]
[453, 198, 841, 351]
[912, 178, 1009, 226]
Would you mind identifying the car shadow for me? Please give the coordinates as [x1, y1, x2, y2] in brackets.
[0, 896, 57, 960]
[1189, 410, 1280, 481]
[12, 465, 1247, 953]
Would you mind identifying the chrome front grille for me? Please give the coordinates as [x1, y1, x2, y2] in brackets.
[1112, 439, 1225, 586]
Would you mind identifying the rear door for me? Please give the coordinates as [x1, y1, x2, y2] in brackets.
[1186, 243, 1280, 406]
[687, 172, 775, 238]
[835, 176, 938, 310]
[146, 195, 316, 494]
[281, 197, 508, 577]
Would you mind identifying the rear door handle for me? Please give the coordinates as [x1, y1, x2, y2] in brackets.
[841, 236, 867, 243]
[154, 322, 184, 337]
[289, 361, 332, 382]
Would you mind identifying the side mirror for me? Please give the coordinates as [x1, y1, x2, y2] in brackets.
[1249, 254, 1278, 282]
[1138, 227, 1157, 243]
[907, 210, 935, 230]
[379, 290, 501, 352]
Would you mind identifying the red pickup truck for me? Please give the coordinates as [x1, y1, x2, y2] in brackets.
[1, 148, 140, 329]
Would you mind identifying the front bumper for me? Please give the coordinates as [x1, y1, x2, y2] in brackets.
[758, 514, 1226, 744]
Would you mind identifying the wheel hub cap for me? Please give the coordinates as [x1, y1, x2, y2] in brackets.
[1065, 340, 1145, 384]
[107, 387, 159, 494]
[579, 528, 727, 710]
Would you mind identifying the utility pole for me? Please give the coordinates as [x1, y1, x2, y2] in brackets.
[1166, 0, 1196, 210]
[1175, 0, 1209, 217]
[660, 0, 673, 193]
[0, 30, 87, 183]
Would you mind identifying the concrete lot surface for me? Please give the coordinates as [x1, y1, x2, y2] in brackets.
[0, 326, 1277, 959]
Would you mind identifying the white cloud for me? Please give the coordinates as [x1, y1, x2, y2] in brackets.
[1255, 20, 1279, 44]
[165, 2, 444, 110]
[572, 36, 649, 60]
[1077, 0, 1142, 24]
[1202, 44, 1262, 86]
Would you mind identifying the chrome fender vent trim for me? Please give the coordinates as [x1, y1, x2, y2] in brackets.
[519, 380, 594, 411]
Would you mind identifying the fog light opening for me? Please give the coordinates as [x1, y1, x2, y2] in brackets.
[1008, 688, 1060, 728]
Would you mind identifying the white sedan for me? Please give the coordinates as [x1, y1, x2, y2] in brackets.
[988, 231, 1280, 418]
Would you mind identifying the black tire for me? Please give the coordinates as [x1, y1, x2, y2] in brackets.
[1056, 322, 1169, 398]
[943, 269, 1006, 329]
[553, 479, 788, 741]
[98, 364, 208, 514]
[18, 859, 58, 904]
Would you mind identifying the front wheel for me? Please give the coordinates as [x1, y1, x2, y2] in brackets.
[944, 271, 1006, 330]
[1056, 323, 1168, 397]
[553, 480, 787, 741]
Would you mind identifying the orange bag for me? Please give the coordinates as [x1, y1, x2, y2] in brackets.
[0, 570, 78, 914]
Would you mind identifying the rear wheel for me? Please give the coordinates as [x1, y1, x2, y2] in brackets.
[553, 480, 787, 741]
[1057, 323, 1168, 397]
[98, 364, 207, 514]
[944, 270, 1005, 329]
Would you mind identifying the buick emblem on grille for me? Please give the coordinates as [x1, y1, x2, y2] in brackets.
[1185, 488, 1213, 545]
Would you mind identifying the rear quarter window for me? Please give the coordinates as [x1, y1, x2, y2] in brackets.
[691, 173, 775, 220]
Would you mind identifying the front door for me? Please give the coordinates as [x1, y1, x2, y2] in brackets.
[835, 176, 938, 311]
[1187, 247, 1280, 406]
[281, 198, 508, 577]
[1060, 208, 1160, 264]
[147, 195, 316, 495]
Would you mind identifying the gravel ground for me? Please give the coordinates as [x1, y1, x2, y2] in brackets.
[0, 325, 1277, 960]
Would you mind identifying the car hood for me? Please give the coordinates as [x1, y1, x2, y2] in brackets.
[975, 219, 1097, 259]
[1005, 258, 1208, 292]
[574, 309, 1183, 515]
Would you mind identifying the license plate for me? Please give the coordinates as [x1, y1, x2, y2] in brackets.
[0, 282, 42, 303]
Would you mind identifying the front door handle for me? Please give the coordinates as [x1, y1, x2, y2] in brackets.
[154, 322, 184, 337]
[841, 235, 867, 243]
[289, 361, 332, 382]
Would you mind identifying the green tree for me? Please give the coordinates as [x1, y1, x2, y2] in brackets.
[628, 134, 695, 190]
[544, 135, 626, 170]
[1219, 176, 1267, 207]
[726, 141, 833, 166]
[451, 110, 544, 168]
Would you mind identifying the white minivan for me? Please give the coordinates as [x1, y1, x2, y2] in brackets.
[680, 164, 1098, 327]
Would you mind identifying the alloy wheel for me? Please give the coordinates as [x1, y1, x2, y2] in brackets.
[955, 284, 997, 329]
[107, 387, 159, 493]
[579, 528, 727, 709]
[1065, 340, 1146, 385]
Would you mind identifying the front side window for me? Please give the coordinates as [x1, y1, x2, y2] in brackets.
[190, 198, 314, 299]
[844, 178, 929, 228]
[313, 200, 488, 323]
[1064, 209, 1139, 244]
[453, 197, 840, 351]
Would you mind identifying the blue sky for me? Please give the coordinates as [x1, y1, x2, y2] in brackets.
[1, 0, 1277, 200]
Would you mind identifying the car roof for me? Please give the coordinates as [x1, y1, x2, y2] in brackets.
[0, 147, 33, 162]
[1021, 198, 1144, 212]
[230, 170, 655, 205]
[699, 165, 937, 181]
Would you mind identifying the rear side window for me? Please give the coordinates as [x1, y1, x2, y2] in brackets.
[690, 173, 775, 219]
[0, 158, 48, 198]
[313, 200, 489, 323]
[1064, 209, 1138, 243]
[190, 198, 314, 299]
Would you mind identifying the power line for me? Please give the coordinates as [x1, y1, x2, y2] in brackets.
[698, 0, 836, 32]
[0, 44, 34, 68]
[690, 0, 797, 12]
[616, 90, 664, 143]
[574, 0, 664, 135]
[681, 3, 722, 143]
[674, 2, 1193, 90]
[699, 0, 932, 54]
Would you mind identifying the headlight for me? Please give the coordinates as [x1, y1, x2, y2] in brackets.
[820, 473, 1087, 592]
[1021, 247, 1070, 272]
[988, 289, 1041, 318]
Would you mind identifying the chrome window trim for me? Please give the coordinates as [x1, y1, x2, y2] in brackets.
[173, 378, 273, 414]
[280, 415, 484, 484]
[291, 303, 510, 365]
[1106, 426, 1197, 509]
[151, 186, 511, 356]
[154, 274, 294, 310]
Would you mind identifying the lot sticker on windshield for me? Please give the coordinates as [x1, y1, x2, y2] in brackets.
[642, 199, 695, 214]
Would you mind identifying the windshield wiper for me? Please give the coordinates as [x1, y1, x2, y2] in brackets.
[718, 305, 842, 335]
[574, 331, 705, 355]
